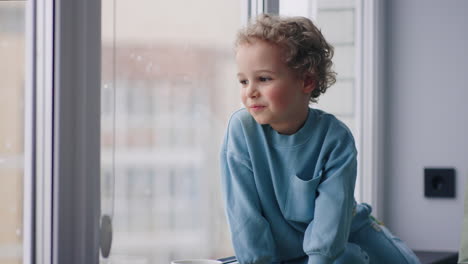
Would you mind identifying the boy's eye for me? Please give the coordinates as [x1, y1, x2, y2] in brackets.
[239, 79, 248, 86]
[259, 76, 272, 82]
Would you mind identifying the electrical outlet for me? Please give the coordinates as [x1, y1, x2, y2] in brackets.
[424, 168, 455, 198]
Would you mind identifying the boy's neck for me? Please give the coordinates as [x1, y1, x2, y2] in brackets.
[273, 106, 309, 135]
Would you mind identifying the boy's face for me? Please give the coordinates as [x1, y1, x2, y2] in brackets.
[236, 40, 314, 134]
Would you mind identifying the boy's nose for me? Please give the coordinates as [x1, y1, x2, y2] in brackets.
[246, 84, 259, 98]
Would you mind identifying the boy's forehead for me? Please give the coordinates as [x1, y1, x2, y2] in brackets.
[239, 39, 283, 54]
[236, 40, 287, 67]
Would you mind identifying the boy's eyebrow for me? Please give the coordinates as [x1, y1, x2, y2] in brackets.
[254, 69, 276, 74]
[236, 70, 277, 77]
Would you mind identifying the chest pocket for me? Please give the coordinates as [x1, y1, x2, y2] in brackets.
[283, 173, 322, 223]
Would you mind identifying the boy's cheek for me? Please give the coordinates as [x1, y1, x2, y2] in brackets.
[267, 89, 291, 108]
[240, 91, 247, 104]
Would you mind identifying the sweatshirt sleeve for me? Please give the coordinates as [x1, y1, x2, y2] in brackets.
[220, 123, 275, 264]
[303, 131, 358, 264]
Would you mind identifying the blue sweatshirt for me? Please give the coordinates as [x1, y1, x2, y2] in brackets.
[220, 108, 358, 264]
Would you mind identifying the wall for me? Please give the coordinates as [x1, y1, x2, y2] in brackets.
[384, 0, 468, 251]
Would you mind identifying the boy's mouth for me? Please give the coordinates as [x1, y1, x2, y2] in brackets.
[250, 105, 266, 111]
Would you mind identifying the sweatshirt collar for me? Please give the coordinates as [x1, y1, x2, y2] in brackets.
[266, 108, 315, 148]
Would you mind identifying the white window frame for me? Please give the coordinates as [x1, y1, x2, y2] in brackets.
[26, 0, 102, 263]
[356, 0, 385, 219]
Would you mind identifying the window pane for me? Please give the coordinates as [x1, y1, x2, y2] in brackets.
[101, 1, 241, 263]
[0, 1, 26, 264]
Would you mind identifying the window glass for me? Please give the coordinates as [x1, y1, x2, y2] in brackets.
[100, 1, 241, 263]
[0, 1, 26, 264]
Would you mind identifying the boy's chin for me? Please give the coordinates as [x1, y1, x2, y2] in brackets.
[247, 110, 271, 125]
[251, 116, 269, 125]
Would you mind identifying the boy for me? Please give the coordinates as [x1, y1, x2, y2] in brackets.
[220, 14, 421, 264]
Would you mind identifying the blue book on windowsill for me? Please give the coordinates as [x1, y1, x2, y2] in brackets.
[217, 256, 238, 264]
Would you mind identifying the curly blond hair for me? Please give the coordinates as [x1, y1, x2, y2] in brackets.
[236, 14, 336, 103]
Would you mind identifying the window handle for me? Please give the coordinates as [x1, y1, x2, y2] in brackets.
[100, 214, 113, 258]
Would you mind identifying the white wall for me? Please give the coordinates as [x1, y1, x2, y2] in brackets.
[384, 0, 468, 251]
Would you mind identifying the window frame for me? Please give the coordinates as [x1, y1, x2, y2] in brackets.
[27, 0, 102, 263]
[356, 0, 385, 219]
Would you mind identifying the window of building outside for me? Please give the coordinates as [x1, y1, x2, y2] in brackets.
[0, 1, 26, 264]
[100, 1, 242, 263]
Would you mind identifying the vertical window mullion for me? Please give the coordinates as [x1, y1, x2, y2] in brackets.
[32, 0, 55, 263]
[51, 0, 102, 263]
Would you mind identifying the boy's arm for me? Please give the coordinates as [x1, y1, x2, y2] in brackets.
[303, 136, 357, 264]
[220, 150, 275, 264]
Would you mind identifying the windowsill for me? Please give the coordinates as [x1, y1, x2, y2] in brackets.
[219, 252, 459, 264]
[414, 251, 458, 264]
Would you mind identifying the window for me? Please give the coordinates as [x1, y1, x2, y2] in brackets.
[0, 1, 26, 264]
[9, 1, 382, 263]
[100, 1, 243, 262]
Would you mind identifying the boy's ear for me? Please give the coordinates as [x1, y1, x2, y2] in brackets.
[302, 75, 316, 94]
